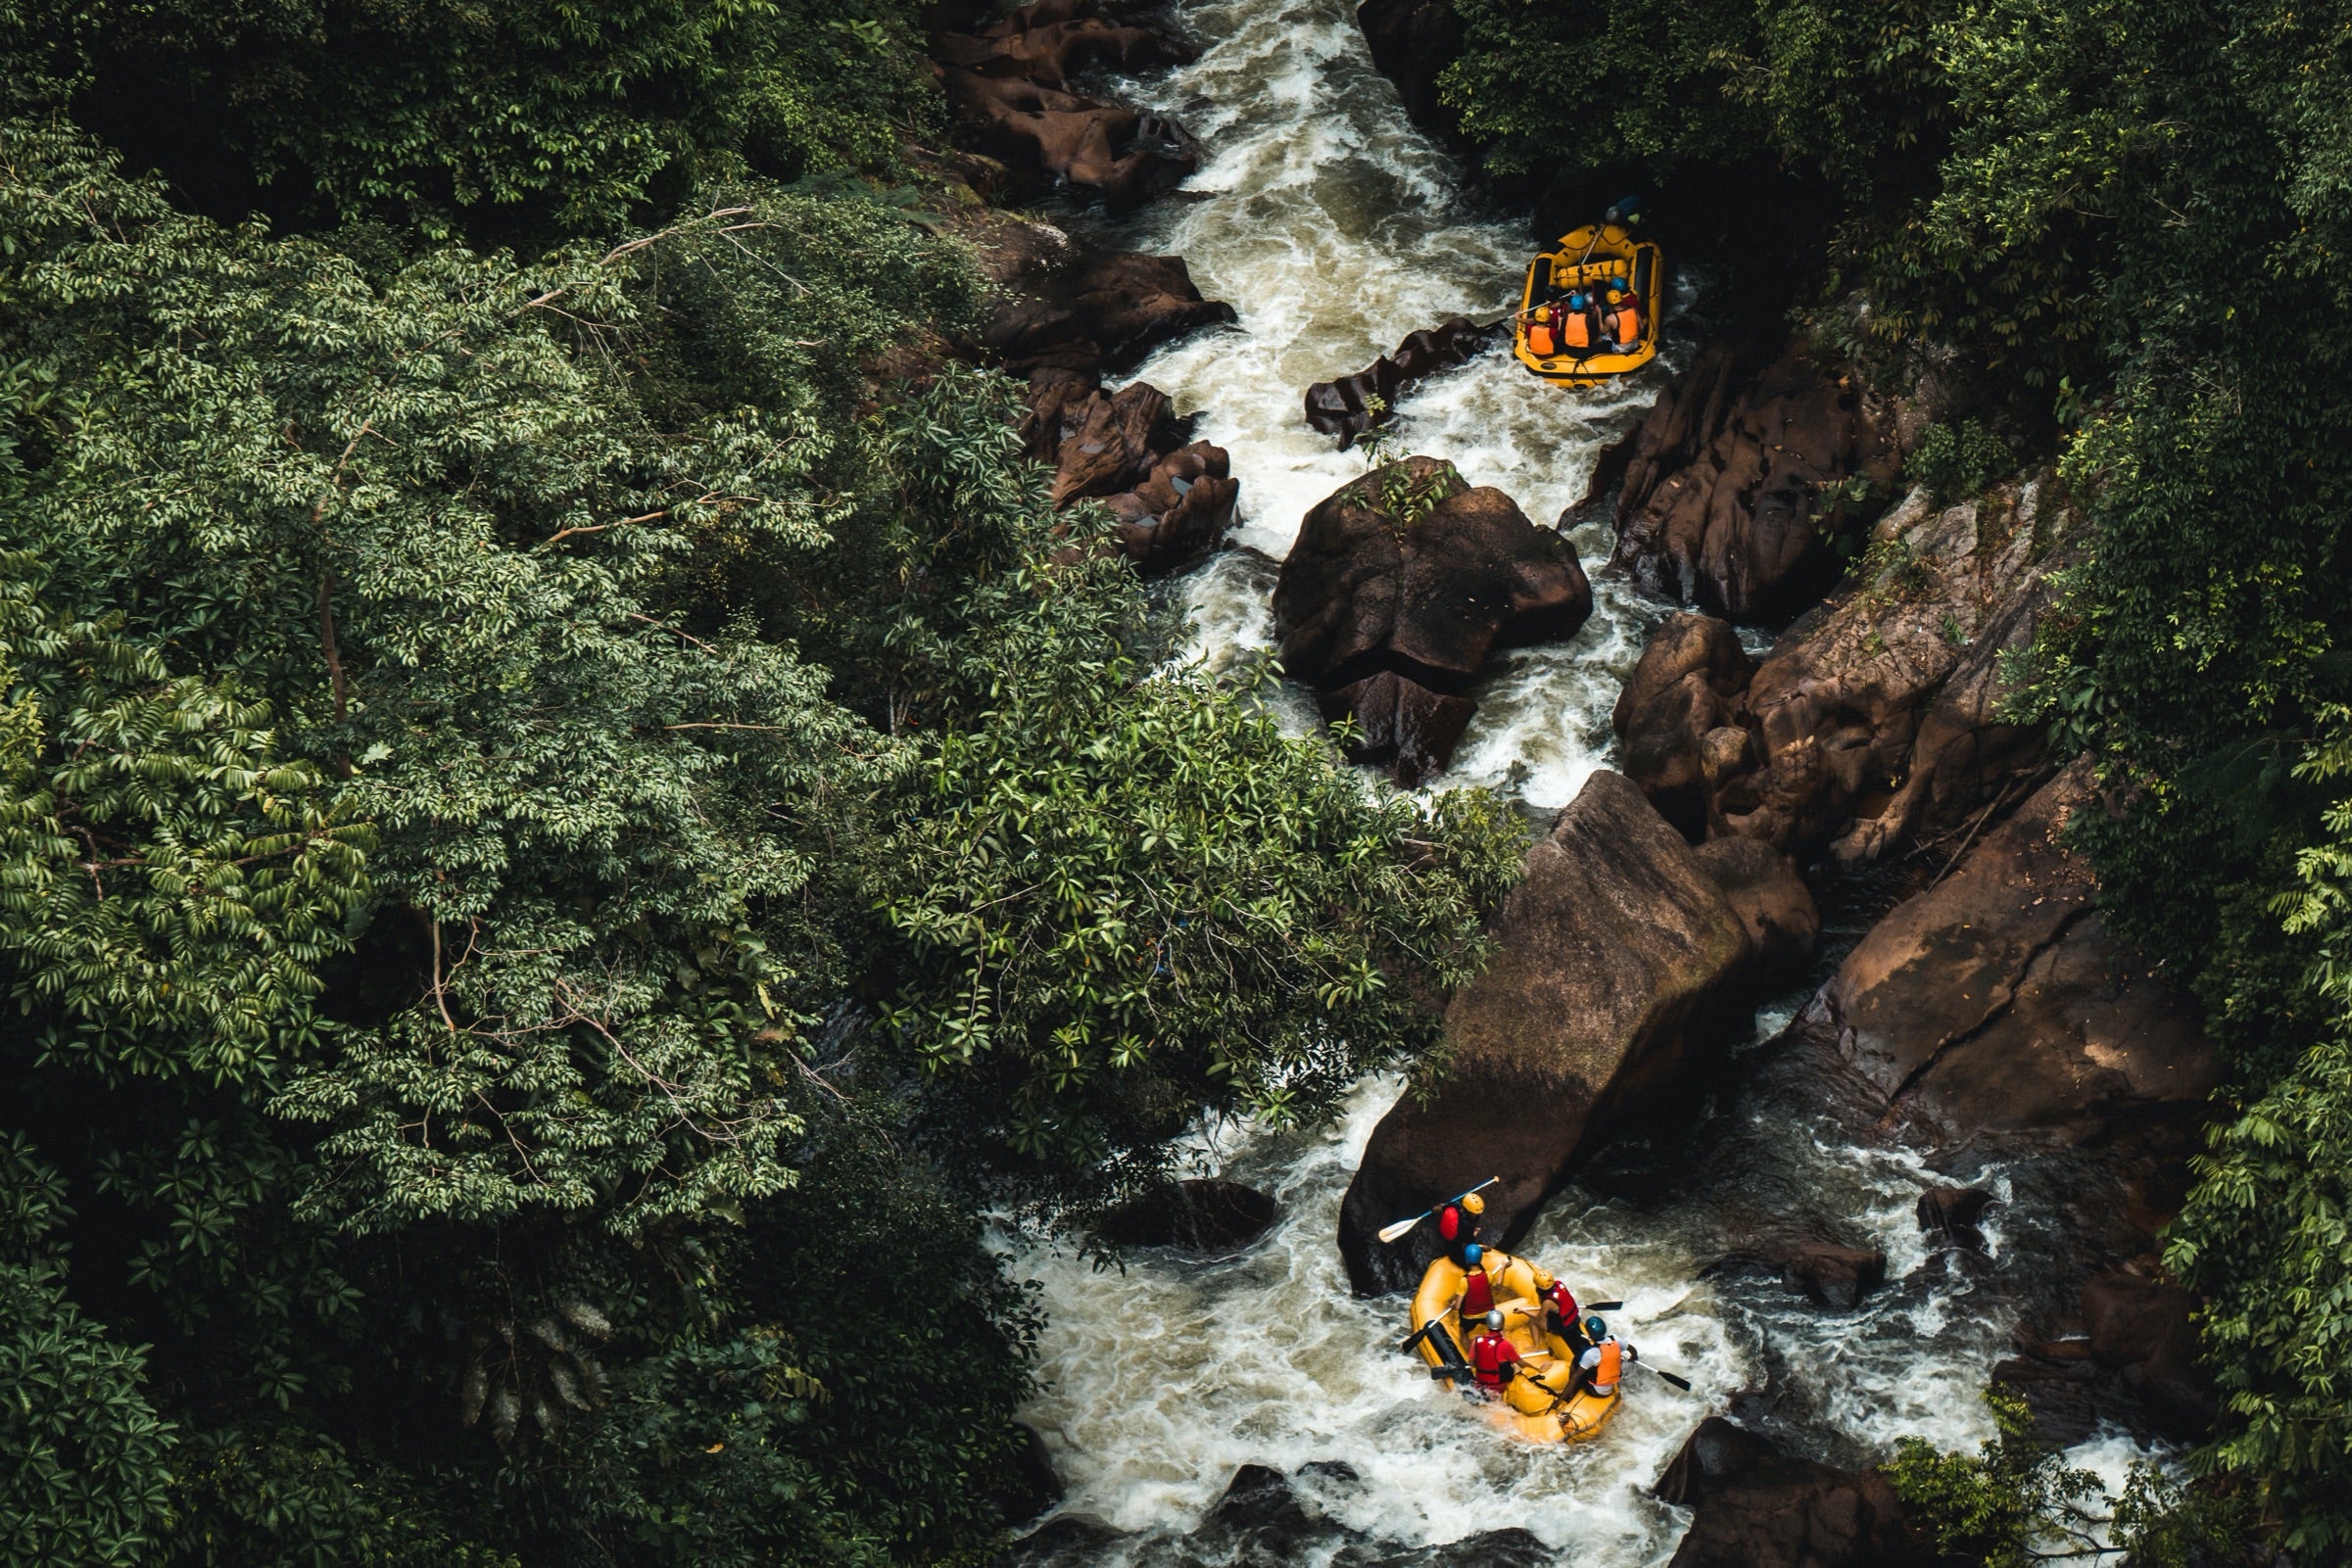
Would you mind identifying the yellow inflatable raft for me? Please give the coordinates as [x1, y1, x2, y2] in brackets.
[1511, 222, 1663, 386]
[1407, 1252, 1621, 1444]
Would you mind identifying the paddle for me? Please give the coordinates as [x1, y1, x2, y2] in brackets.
[1377, 1177, 1498, 1245]
[1635, 1358, 1693, 1393]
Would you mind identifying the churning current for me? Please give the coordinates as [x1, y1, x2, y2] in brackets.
[1007, 2, 2146, 1563]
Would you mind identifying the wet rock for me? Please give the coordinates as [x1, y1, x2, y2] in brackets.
[1099, 1178, 1279, 1251]
[1304, 316, 1504, 449]
[1778, 1242, 1888, 1310]
[1690, 835, 1818, 989]
[1106, 442, 1241, 575]
[1612, 611, 1755, 839]
[1335, 1529, 1556, 1568]
[1337, 772, 1753, 1293]
[986, 247, 1237, 378]
[1045, 378, 1182, 504]
[1654, 1417, 1934, 1568]
[1610, 474, 2065, 862]
[934, 0, 1191, 90]
[1915, 1185, 1996, 1252]
[1605, 340, 1902, 621]
[2081, 1270, 2217, 1441]
[1356, 0, 1470, 147]
[1202, 1464, 1329, 1565]
[1993, 1339, 2102, 1448]
[1024, 371, 1238, 575]
[998, 1421, 1063, 1528]
[1274, 458, 1593, 785]
[936, 2, 1202, 213]
[1001, 1512, 1124, 1568]
[1804, 761, 2224, 1144]
[1721, 479, 2059, 859]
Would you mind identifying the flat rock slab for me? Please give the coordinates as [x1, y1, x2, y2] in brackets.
[1806, 760, 2222, 1143]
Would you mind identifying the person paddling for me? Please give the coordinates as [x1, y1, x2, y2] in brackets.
[1569, 1315, 1636, 1400]
[1468, 1309, 1521, 1393]
[1530, 1268, 1589, 1354]
[1436, 1190, 1485, 1265]
[1456, 1243, 1497, 1324]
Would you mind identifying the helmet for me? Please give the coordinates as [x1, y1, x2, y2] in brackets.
[1461, 1192, 1486, 1216]
[1484, 1309, 1505, 1331]
[1531, 1268, 1555, 1290]
[1583, 1315, 1608, 1341]
[1566, 291, 1585, 309]
[1607, 287, 1624, 302]
[1463, 1243, 1484, 1266]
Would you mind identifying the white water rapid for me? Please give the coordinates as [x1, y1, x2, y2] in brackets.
[1006, 3, 2164, 1562]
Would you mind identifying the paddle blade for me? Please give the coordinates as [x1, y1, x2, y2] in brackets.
[1649, 1365, 1692, 1392]
[1584, 1301, 1623, 1312]
[1376, 1215, 1425, 1244]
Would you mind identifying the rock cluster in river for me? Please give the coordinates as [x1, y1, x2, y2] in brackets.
[933, 0, 1203, 213]
[1587, 339, 1904, 621]
[1996, 1262, 2218, 1446]
[1274, 458, 1593, 786]
[946, 209, 1241, 575]
[1614, 476, 2059, 862]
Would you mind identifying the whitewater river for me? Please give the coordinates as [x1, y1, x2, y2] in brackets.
[1009, 2, 2158, 1562]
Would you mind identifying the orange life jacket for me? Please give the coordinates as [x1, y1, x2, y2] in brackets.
[1562, 309, 1593, 349]
[1589, 1339, 1622, 1396]
[1526, 319, 1557, 357]
[1612, 302, 1641, 345]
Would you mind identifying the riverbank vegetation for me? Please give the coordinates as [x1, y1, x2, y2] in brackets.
[1446, 0, 2352, 1550]
[0, 6, 1521, 1564]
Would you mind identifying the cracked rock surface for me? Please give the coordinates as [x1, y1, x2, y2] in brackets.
[1802, 759, 2221, 1143]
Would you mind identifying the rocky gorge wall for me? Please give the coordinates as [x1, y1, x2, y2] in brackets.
[921, 7, 2230, 1561]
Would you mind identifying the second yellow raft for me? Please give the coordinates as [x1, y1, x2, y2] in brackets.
[1408, 1252, 1621, 1444]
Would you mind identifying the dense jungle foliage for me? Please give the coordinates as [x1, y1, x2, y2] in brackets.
[0, 5, 1524, 1564]
[1446, 0, 2352, 1550]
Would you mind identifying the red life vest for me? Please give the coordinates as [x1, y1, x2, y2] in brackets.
[1461, 1268, 1495, 1319]
[1470, 1331, 1520, 1387]
[1438, 1204, 1463, 1242]
[1543, 1282, 1579, 1325]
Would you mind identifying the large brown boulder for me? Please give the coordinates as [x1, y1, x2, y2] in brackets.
[1655, 1418, 1935, 1568]
[1336, 772, 1752, 1293]
[984, 246, 1237, 378]
[1613, 611, 1755, 839]
[1303, 316, 1503, 449]
[2081, 1269, 2218, 1441]
[1274, 458, 1593, 785]
[1604, 341, 1902, 620]
[1611, 476, 2061, 862]
[1804, 761, 2223, 1144]
[1690, 836, 1819, 988]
